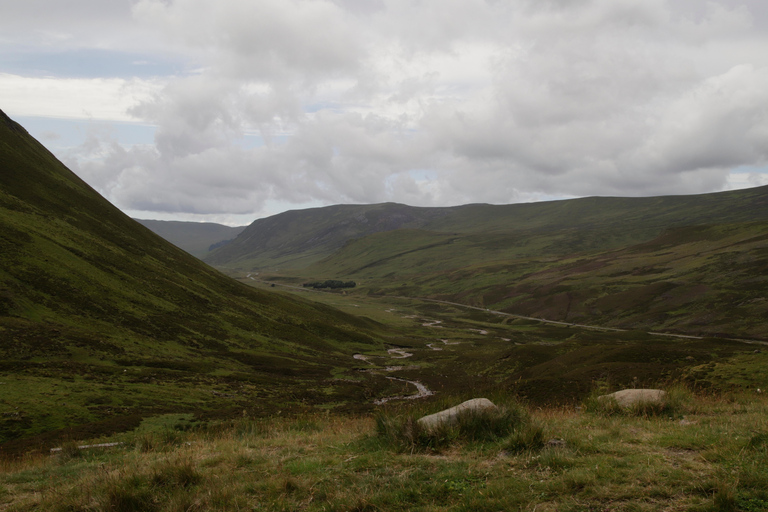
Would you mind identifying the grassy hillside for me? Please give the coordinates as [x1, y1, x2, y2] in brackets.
[204, 202, 452, 270]
[134, 219, 246, 259]
[206, 185, 768, 338]
[207, 188, 768, 272]
[305, 220, 768, 339]
[0, 110, 388, 452]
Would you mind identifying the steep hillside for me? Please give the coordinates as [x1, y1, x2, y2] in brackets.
[0, 110, 384, 450]
[134, 218, 246, 258]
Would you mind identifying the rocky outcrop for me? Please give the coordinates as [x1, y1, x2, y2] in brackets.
[598, 389, 666, 408]
[417, 398, 497, 430]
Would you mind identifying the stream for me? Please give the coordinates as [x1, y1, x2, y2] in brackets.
[354, 350, 435, 405]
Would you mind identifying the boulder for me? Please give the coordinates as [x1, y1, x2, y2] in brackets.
[417, 398, 497, 430]
[598, 389, 666, 408]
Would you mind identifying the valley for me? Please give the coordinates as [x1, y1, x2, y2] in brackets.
[3, 109, 768, 510]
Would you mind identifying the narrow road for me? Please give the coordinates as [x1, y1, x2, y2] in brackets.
[247, 278, 768, 346]
[388, 296, 768, 346]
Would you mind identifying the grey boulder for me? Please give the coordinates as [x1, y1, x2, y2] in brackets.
[598, 389, 667, 407]
[417, 398, 497, 430]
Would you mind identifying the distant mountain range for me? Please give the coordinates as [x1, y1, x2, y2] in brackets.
[205, 189, 768, 272]
[134, 219, 246, 259]
[202, 188, 768, 340]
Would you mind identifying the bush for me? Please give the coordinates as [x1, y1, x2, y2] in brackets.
[502, 421, 546, 454]
[302, 280, 356, 290]
[57, 441, 82, 461]
[151, 458, 201, 489]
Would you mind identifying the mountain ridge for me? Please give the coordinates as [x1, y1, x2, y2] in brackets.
[205, 185, 768, 273]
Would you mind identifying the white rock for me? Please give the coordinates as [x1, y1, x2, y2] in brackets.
[598, 389, 667, 407]
[417, 398, 497, 430]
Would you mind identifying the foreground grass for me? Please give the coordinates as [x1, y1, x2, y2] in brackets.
[2, 391, 768, 511]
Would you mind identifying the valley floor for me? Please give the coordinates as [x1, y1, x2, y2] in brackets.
[2, 392, 768, 511]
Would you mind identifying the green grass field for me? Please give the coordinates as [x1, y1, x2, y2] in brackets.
[3, 389, 768, 511]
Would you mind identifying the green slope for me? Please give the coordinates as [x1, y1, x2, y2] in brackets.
[207, 187, 768, 273]
[134, 218, 246, 259]
[204, 176, 768, 338]
[204, 202, 452, 270]
[0, 110, 384, 450]
[311, 221, 768, 338]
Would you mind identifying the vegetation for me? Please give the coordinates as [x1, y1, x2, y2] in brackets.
[205, 186, 768, 340]
[3, 390, 768, 511]
[0, 110, 387, 450]
[302, 280, 356, 290]
[3, 109, 768, 509]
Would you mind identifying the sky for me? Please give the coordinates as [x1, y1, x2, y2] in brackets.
[2, 0, 768, 226]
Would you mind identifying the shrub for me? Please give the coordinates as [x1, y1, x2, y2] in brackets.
[502, 421, 545, 454]
[151, 458, 201, 489]
[98, 473, 155, 512]
[57, 441, 82, 461]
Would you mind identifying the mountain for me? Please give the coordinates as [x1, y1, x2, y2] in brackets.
[0, 110, 383, 451]
[204, 202, 452, 270]
[207, 189, 768, 272]
[134, 219, 246, 258]
[206, 188, 768, 339]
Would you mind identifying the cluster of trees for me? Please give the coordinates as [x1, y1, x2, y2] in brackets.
[302, 280, 356, 290]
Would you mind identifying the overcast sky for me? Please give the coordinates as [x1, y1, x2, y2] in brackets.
[3, 0, 768, 225]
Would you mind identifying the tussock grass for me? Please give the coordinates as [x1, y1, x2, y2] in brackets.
[3, 393, 768, 511]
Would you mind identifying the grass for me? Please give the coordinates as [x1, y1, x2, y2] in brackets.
[4, 110, 768, 509]
[583, 383, 694, 419]
[0, 111, 399, 446]
[3, 390, 768, 511]
[374, 397, 532, 453]
[257, 216, 768, 340]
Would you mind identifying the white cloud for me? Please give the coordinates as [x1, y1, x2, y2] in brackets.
[0, 73, 162, 122]
[6, 0, 768, 221]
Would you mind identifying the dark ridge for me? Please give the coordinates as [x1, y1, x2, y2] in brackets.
[0, 109, 28, 136]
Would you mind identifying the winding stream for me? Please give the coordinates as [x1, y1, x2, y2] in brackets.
[354, 348, 435, 405]
[374, 377, 434, 405]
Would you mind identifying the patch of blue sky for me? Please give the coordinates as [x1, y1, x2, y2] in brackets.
[232, 132, 290, 150]
[304, 101, 344, 114]
[731, 165, 768, 174]
[408, 169, 438, 181]
[17, 115, 156, 151]
[0, 48, 186, 79]
[727, 164, 768, 189]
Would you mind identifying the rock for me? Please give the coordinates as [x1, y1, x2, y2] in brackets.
[417, 398, 497, 430]
[598, 389, 667, 408]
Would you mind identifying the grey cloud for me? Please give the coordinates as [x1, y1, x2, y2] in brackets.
[50, 0, 768, 219]
[132, 0, 362, 80]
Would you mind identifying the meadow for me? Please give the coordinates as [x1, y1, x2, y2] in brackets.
[3, 387, 768, 511]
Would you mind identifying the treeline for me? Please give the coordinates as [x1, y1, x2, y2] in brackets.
[302, 280, 356, 290]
